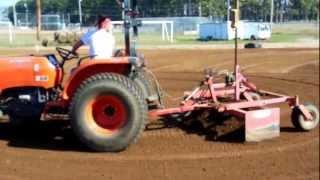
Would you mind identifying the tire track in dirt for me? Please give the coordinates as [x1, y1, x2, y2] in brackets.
[152, 63, 181, 71]
[153, 61, 233, 72]
[247, 74, 319, 86]
[242, 62, 272, 72]
[69, 138, 319, 161]
[0, 175, 23, 180]
[280, 60, 318, 73]
[136, 127, 319, 161]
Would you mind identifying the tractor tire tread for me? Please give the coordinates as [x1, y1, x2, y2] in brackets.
[69, 73, 147, 151]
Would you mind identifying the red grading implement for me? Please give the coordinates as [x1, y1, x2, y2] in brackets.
[149, 64, 318, 141]
[148, 0, 319, 141]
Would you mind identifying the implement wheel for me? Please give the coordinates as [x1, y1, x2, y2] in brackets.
[70, 73, 147, 152]
[291, 104, 319, 131]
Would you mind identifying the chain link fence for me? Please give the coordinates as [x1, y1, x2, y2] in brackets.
[0, 3, 318, 47]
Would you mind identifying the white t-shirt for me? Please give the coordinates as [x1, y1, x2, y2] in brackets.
[81, 28, 115, 59]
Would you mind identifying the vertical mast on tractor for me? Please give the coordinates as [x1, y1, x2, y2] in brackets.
[230, 0, 240, 100]
[119, 0, 141, 56]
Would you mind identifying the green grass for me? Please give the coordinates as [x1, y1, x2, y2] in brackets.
[0, 22, 318, 48]
[0, 33, 49, 47]
[0, 32, 312, 48]
[267, 33, 300, 42]
[0, 33, 301, 47]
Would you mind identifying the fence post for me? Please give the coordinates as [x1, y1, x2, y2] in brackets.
[36, 0, 41, 41]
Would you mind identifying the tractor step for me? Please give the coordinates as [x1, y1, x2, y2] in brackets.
[147, 95, 159, 102]
[147, 95, 163, 109]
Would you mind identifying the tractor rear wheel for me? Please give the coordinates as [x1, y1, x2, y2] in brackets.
[291, 104, 319, 131]
[70, 73, 147, 152]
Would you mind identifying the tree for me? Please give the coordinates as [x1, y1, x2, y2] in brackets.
[6, 0, 319, 23]
[288, 0, 318, 21]
[200, 0, 227, 18]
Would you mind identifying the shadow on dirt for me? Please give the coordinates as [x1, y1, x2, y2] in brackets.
[0, 117, 300, 152]
[280, 127, 303, 133]
[146, 115, 246, 143]
[0, 120, 89, 152]
[146, 111, 300, 143]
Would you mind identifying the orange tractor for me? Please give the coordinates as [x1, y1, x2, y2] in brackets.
[0, 0, 318, 152]
[0, 0, 158, 152]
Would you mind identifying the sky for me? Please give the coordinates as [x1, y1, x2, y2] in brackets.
[0, 0, 15, 8]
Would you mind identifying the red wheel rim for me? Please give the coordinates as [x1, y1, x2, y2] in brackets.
[85, 95, 127, 134]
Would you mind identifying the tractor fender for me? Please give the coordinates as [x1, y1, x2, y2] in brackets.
[62, 57, 132, 100]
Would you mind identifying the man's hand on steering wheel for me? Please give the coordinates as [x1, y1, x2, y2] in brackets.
[56, 47, 79, 67]
[71, 50, 79, 57]
[56, 47, 78, 60]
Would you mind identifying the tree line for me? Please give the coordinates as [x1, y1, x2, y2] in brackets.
[7, 0, 319, 24]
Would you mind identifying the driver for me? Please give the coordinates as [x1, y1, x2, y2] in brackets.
[71, 16, 115, 60]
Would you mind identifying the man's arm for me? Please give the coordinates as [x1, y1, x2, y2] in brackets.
[72, 29, 94, 54]
[71, 40, 84, 54]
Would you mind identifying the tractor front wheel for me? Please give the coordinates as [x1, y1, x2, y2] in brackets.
[70, 73, 147, 152]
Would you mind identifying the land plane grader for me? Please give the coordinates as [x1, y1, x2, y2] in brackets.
[0, 0, 318, 152]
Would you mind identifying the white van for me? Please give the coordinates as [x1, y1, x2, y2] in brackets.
[199, 21, 271, 40]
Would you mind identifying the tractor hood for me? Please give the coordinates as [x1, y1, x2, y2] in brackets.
[0, 55, 61, 91]
[0, 56, 36, 62]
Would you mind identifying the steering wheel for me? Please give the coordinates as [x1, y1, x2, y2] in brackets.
[56, 47, 79, 67]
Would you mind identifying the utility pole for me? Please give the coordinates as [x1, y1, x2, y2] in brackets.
[227, 0, 231, 21]
[188, 0, 191, 16]
[198, 2, 202, 17]
[13, 0, 17, 26]
[317, 0, 320, 23]
[24, 2, 28, 27]
[279, 0, 284, 23]
[270, 0, 274, 26]
[78, 0, 82, 28]
[36, 0, 41, 41]
[184, 4, 187, 16]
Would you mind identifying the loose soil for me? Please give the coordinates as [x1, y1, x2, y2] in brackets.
[0, 48, 318, 180]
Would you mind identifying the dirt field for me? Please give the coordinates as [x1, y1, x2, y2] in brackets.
[0, 48, 319, 180]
